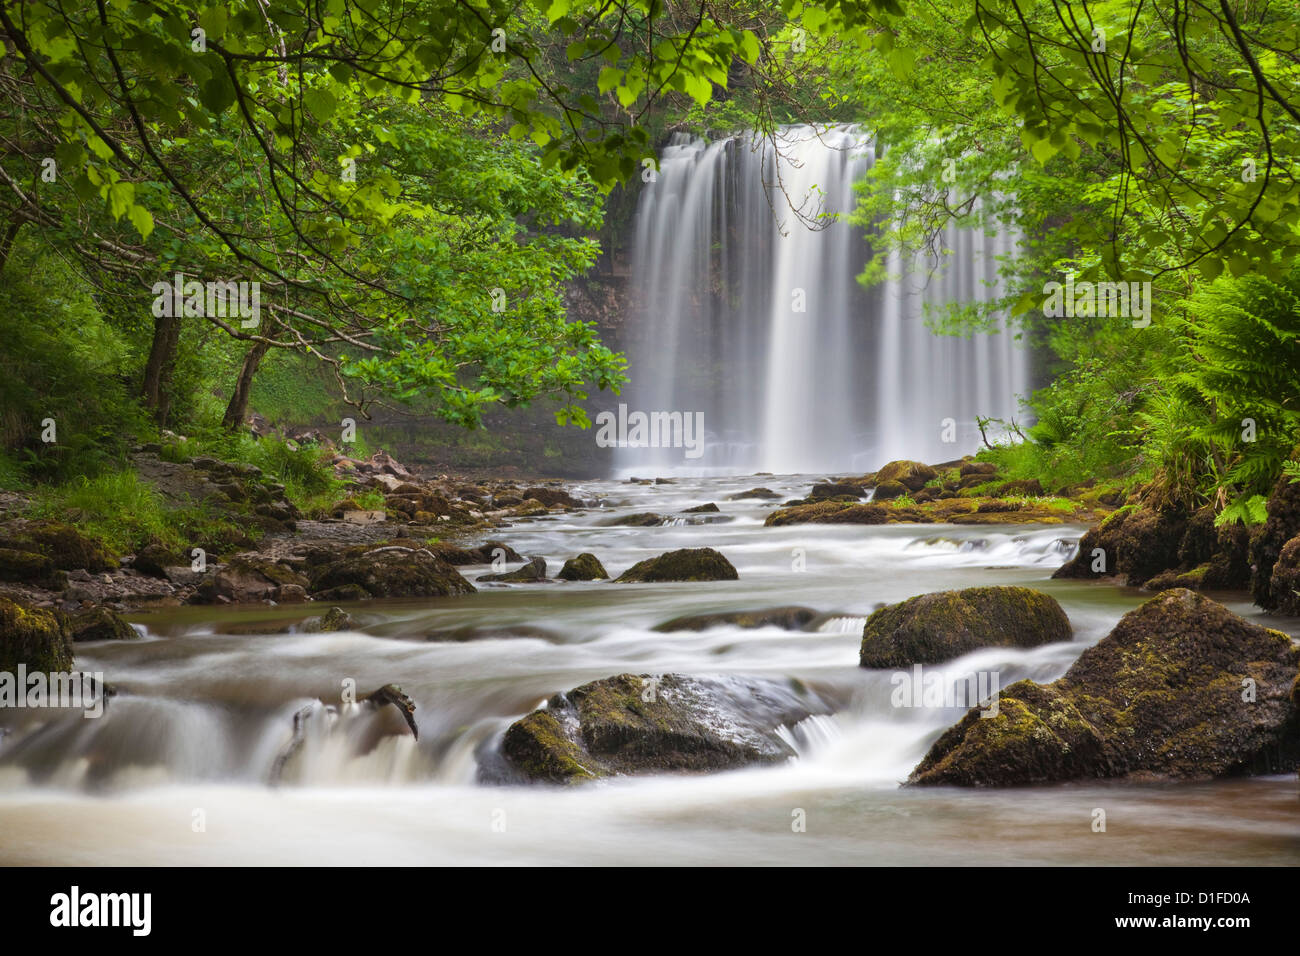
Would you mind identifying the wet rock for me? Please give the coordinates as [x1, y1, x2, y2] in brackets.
[467, 541, 526, 565]
[654, 606, 819, 632]
[0, 596, 73, 673]
[874, 460, 937, 492]
[682, 503, 720, 514]
[499, 673, 827, 784]
[477, 556, 548, 583]
[727, 488, 782, 501]
[860, 586, 1072, 668]
[600, 512, 665, 527]
[1250, 461, 1300, 609]
[0, 522, 116, 572]
[0, 547, 65, 589]
[1267, 535, 1300, 615]
[910, 590, 1300, 786]
[67, 607, 137, 642]
[198, 557, 310, 604]
[303, 606, 354, 632]
[1052, 505, 1188, 586]
[557, 553, 608, 581]
[614, 548, 739, 583]
[809, 482, 864, 500]
[765, 502, 890, 526]
[131, 544, 181, 579]
[522, 487, 582, 509]
[872, 480, 908, 500]
[309, 546, 475, 599]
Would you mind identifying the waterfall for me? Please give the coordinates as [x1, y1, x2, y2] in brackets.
[618, 124, 1028, 475]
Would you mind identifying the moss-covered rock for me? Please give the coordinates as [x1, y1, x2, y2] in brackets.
[682, 502, 720, 514]
[600, 512, 666, 527]
[0, 547, 66, 589]
[499, 673, 827, 784]
[1053, 504, 1188, 586]
[131, 543, 182, 578]
[654, 606, 819, 632]
[765, 502, 890, 526]
[1267, 534, 1300, 615]
[727, 488, 782, 501]
[557, 553, 608, 581]
[303, 606, 355, 633]
[476, 556, 548, 583]
[614, 547, 739, 583]
[0, 596, 73, 673]
[14, 522, 118, 572]
[309, 546, 475, 599]
[910, 589, 1300, 785]
[809, 481, 863, 500]
[872, 480, 908, 500]
[875, 460, 938, 492]
[68, 607, 137, 642]
[859, 586, 1072, 668]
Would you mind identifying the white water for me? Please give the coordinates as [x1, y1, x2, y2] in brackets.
[3, 475, 1296, 865]
[620, 125, 1029, 474]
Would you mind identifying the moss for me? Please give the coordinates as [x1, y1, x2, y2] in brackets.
[0, 547, 66, 589]
[500, 710, 599, 783]
[614, 547, 738, 583]
[874, 460, 938, 491]
[557, 552, 608, 581]
[0, 596, 74, 673]
[67, 607, 137, 642]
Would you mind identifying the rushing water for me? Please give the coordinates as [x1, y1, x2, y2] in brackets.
[621, 126, 1029, 474]
[2, 475, 1296, 866]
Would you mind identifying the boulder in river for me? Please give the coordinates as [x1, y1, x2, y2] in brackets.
[614, 547, 739, 583]
[726, 488, 782, 501]
[872, 480, 908, 500]
[909, 589, 1300, 786]
[600, 512, 665, 527]
[682, 502, 720, 514]
[557, 553, 608, 581]
[874, 460, 937, 492]
[198, 557, 311, 604]
[654, 606, 820, 632]
[809, 482, 863, 500]
[309, 545, 475, 599]
[499, 673, 827, 783]
[0, 596, 73, 673]
[860, 586, 1073, 668]
[477, 556, 548, 583]
[67, 607, 138, 642]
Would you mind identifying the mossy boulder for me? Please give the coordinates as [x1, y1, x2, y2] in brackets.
[1052, 504, 1188, 586]
[309, 546, 475, 599]
[765, 502, 890, 526]
[1251, 459, 1300, 609]
[476, 556, 548, 583]
[600, 512, 665, 527]
[0, 597, 73, 673]
[654, 606, 819, 632]
[682, 503, 720, 514]
[131, 543, 182, 578]
[875, 460, 938, 492]
[872, 480, 908, 501]
[859, 586, 1072, 668]
[68, 607, 137, 642]
[12, 522, 117, 572]
[499, 673, 827, 784]
[910, 590, 1300, 786]
[0, 547, 66, 589]
[304, 606, 355, 633]
[727, 488, 781, 501]
[614, 548, 738, 583]
[557, 553, 608, 581]
[1267, 534, 1300, 615]
[809, 482, 863, 500]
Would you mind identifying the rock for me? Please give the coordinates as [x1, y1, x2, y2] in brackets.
[0, 547, 65, 589]
[910, 590, 1300, 786]
[765, 501, 891, 526]
[67, 607, 137, 642]
[809, 482, 863, 500]
[959, 462, 997, 477]
[522, 487, 582, 509]
[0, 597, 73, 673]
[311, 606, 354, 632]
[1052, 504, 1188, 586]
[511, 498, 550, 517]
[1250, 460, 1300, 609]
[874, 460, 937, 492]
[309, 546, 475, 599]
[990, 478, 1044, 497]
[654, 606, 819, 632]
[499, 673, 827, 783]
[860, 586, 1072, 668]
[682, 503, 720, 513]
[557, 553, 608, 581]
[0, 522, 116, 572]
[726, 488, 782, 501]
[199, 557, 310, 604]
[600, 512, 665, 527]
[276, 584, 309, 603]
[872, 480, 908, 500]
[615, 548, 739, 583]
[131, 544, 180, 578]
[1267, 534, 1300, 615]
[477, 556, 548, 583]
[467, 541, 526, 565]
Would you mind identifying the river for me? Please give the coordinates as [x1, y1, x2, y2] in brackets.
[2, 474, 1296, 865]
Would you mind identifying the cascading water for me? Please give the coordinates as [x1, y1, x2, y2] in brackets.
[619, 124, 1029, 474]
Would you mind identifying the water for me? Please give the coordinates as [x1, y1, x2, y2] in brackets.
[620, 125, 1029, 474]
[2, 475, 1296, 865]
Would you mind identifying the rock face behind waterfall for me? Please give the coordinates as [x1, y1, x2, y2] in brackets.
[910, 590, 1300, 786]
[498, 673, 826, 784]
[860, 586, 1072, 668]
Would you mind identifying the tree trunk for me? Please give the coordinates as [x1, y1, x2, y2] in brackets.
[221, 340, 271, 431]
[142, 312, 182, 426]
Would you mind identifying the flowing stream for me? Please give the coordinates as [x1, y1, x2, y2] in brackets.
[2, 475, 1296, 865]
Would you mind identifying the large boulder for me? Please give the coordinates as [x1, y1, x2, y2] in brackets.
[557, 553, 608, 581]
[0, 597, 73, 673]
[197, 557, 310, 604]
[874, 460, 937, 492]
[655, 606, 819, 632]
[809, 481, 863, 500]
[765, 502, 890, 527]
[309, 545, 475, 599]
[499, 673, 827, 784]
[1267, 534, 1300, 615]
[1, 522, 117, 572]
[67, 607, 137, 642]
[1053, 504, 1188, 586]
[910, 590, 1300, 786]
[614, 548, 738, 583]
[859, 586, 1072, 668]
[0, 547, 65, 589]
[476, 556, 548, 583]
